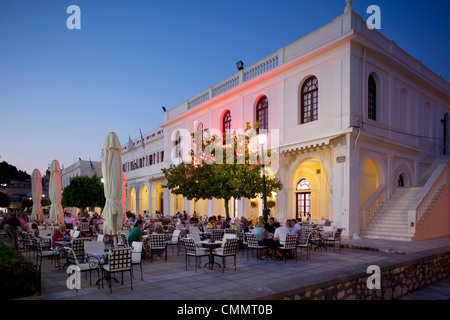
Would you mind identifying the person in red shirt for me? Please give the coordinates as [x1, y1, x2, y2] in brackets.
[52, 224, 71, 247]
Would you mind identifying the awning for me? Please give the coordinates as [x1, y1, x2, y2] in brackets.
[280, 134, 343, 154]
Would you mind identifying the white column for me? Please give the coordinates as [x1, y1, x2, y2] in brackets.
[207, 199, 215, 217]
[236, 198, 246, 219]
[163, 187, 170, 217]
[184, 197, 190, 214]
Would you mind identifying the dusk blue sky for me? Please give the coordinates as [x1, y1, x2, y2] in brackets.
[0, 0, 449, 176]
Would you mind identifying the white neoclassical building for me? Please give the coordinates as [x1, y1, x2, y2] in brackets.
[122, 2, 450, 241]
[61, 159, 103, 216]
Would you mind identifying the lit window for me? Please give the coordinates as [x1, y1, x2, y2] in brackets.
[296, 179, 311, 191]
[256, 96, 268, 133]
[300, 77, 318, 124]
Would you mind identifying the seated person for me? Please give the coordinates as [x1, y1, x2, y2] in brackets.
[206, 216, 216, 231]
[222, 217, 232, 229]
[252, 221, 269, 258]
[272, 221, 291, 259]
[128, 220, 144, 246]
[290, 219, 306, 244]
[189, 213, 199, 224]
[52, 224, 71, 247]
[264, 217, 276, 234]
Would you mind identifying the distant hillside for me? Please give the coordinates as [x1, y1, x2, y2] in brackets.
[0, 161, 31, 184]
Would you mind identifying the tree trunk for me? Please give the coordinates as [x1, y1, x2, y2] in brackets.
[224, 198, 230, 219]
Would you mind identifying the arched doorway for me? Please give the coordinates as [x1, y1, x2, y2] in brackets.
[359, 155, 386, 208]
[139, 185, 149, 216]
[152, 184, 164, 216]
[397, 174, 405, 187]
[288, 157, 331, 221]
[128, 187, 136, 214]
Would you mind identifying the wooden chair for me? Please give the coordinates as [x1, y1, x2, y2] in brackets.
[324, 228, 343, 252]
[183, 238, 208, 273]
[211, 229, 224, 241]
[213, 238, 238, 273]
[297, 231, 313, 260]
[278, 234, 298, 263]
[245, 232, 267, 261]
[149, 234, 167, 263]
[72, 238, 89, 261]
[224, 228, 238, 235]
[80, 221, 90, 237]
[101, 248, 133, 293]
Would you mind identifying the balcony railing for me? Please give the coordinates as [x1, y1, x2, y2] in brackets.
[213, 75, 240, 97]
[244, 55, 279, 82]
[187, 53, 280, 109]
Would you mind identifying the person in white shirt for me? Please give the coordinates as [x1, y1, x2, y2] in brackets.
[273, 220, 291, 246]
[272, 220, 293, 260]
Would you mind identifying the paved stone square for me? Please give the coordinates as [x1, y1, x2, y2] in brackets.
[12, 235, 450, 301]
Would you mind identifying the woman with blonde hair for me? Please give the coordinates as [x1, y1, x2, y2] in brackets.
[251, 220, 269, 259]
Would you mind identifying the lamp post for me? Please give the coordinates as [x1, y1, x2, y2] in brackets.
[257, 133, 269, 223]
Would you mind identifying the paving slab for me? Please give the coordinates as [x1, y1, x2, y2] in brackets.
[7, 235, 450, 301]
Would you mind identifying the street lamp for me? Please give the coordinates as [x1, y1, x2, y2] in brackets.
[257, 133, 269, 223]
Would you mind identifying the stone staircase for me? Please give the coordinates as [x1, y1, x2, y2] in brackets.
[361, 187, 421, 241]
[361, 155, 450, 241]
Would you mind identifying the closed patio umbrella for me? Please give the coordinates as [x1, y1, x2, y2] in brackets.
[49, 160, 64, 225]
[102, 132, 123, 234]
[31, 168, 44, 222]
[122, 170, 127, 221]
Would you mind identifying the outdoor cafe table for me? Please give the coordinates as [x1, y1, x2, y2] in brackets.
[200, 240, 222, 270]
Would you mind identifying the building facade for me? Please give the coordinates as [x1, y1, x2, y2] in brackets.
[61, 159, 103, 216]
[122, 4, 450, 241]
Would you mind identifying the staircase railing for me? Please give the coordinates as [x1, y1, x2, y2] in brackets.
[359, 184, 386, 233]
[407, 164, 448, 236]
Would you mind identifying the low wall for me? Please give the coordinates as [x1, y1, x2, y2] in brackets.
[413, 166, 450, 241]
[276, 247, 450, 300]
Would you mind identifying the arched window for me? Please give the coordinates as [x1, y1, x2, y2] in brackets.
[300, 77, 318, 124]
[174, 131, 182, 158]
[368, 75, 377, 121]
[223, 110, 231, 134]
[296, 179, 311, 191]
[256, 96, 268, 133]
[222, 110, 232, 145]
[192, 122, 203, 160]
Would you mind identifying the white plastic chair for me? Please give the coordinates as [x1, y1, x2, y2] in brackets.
[131, 241, 143, 281]
[167, 230, 181, 255]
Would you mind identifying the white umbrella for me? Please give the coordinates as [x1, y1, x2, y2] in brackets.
[122, 170, 127, 221]
[102, 132, 123, 234]
[31, 168, 44, 222]
[49, 159, 64, 225]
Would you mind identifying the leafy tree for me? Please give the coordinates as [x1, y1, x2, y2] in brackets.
[162, 125, 283, 218]
[41, 198, 51, 207]
[0, 161, 30, 186]
[62, 174, 105, 213]
[0, 192, 10, 208]
[21, 198, 33, 211]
